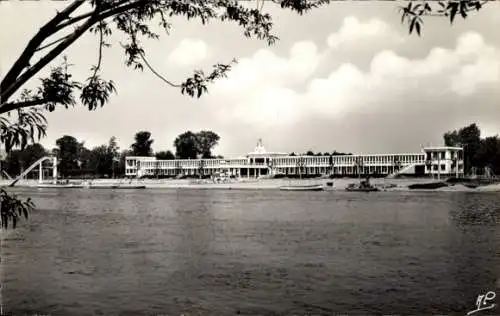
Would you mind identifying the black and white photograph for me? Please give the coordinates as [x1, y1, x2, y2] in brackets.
[0, 0, 499, 315]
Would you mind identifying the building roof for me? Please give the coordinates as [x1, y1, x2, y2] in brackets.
[423, 146, 463, 151]
[246, 138, 288, 157]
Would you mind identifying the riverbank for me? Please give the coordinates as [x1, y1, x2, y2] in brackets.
[3, 177, 500, 191]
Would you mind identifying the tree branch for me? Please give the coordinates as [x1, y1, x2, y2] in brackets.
[0, 99, 49, 113]
[138, 50, 179, 88]
[0, 0, 147, 107]
[35, 34, 73, 52]
[0, 15, 101, 112]
[52, 0, 146, 34]
[0, 0, 85, 101]
[93, 22, 105, 78]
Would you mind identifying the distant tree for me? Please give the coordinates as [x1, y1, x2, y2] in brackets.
[3, 143, 48, 177]
[331, 151, 351, 156]
[174, 131, 199, 159]
[444, 130, 461, 147]
[289, 152, 296, 156]
[474, 135, 500, 174]
[443, 123, 481, 173]
[88, 145, 109, 176]
[195, 131, 220, 158]
[305, 150, 314, 156]
[130, 131, 153, 156]
[155, 150, 175, 160]
[22, 143, 48, 167]
[173, 130, 220, 159]
[55, 135, 81, 178]
[107, 136, 120, 177]
[117, 149, 131, 177]
[78, 142, 92, 171]
[315, 152, 322, 156]
[3, 150, 24, 177]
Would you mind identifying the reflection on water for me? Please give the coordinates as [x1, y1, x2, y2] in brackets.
[1, 189, 499, 315]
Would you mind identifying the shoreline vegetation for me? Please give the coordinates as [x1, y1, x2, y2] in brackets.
[3, 177, 500, 192]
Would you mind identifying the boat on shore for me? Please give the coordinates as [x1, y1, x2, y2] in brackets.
[408, 181, 449, 190]
[279, 184, 324, 191]
[114, 184, 146, 189]
[86, 182, 146, 189]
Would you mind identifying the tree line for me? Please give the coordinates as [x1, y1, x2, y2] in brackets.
[1, 130, 222, 179]
[4, 123, 498, 180]
[1, 129, 354, 179]
[443, 123, 500, 176]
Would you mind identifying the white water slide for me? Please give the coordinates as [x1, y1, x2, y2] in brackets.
[9, 156, 57, 187]
[386, 163, 418, 179]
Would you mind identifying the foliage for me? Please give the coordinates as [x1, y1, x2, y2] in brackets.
[55, 135, 81, 177]
[443, 123, 481, 173]
[2, 143, 48, 177]
[400, 0, 485, 36]
[0, 107, 47, 153]
[174, 131, 199, 159]
[155, 150, 175, 160]
[195, 131, 220, 158]
[1, 189, 34, 229]
[444, 123, 500, 175]
[173, 130, 220, 159]
[117, 149, 131, 175]
[130, 131, 154, 156]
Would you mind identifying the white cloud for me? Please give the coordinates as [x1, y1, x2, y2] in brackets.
[213, 41, 321, 96]
[204, 30, 499, 129]
[327, 16, 403, 48]
[167, 38, 209, 65]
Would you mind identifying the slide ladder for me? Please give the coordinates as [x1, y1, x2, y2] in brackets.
[2, 170, 12, 179]
[9, 156, 56, 187]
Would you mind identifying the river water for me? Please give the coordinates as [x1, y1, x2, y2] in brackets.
[1, 189, 499, 315]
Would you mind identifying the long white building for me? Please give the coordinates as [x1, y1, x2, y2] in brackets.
[125, 139, 464, 178]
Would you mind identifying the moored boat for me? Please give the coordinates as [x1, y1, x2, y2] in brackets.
[87, 183, 146, 189]
[408, 181, 448, 190]
[37, 183, 84, 189]
[279, 184, 324, 191]
[115, 184, 146, 189]
[88, 184, 118, 189]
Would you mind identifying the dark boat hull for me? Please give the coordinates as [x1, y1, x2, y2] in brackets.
[408, 182, 448, 190]
[345, 187, 379, 192]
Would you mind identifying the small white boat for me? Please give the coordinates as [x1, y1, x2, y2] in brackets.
[37, 183, 84, 189]
[87, 184, 146, 189]
[279, 184, 324, 191]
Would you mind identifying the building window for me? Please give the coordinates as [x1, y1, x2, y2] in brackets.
[433, 165, 438, 171]
[440, 152, 445, 160]
[441, 164, 445, 171]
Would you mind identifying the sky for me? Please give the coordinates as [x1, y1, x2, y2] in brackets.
[1, 1, 499, 157]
